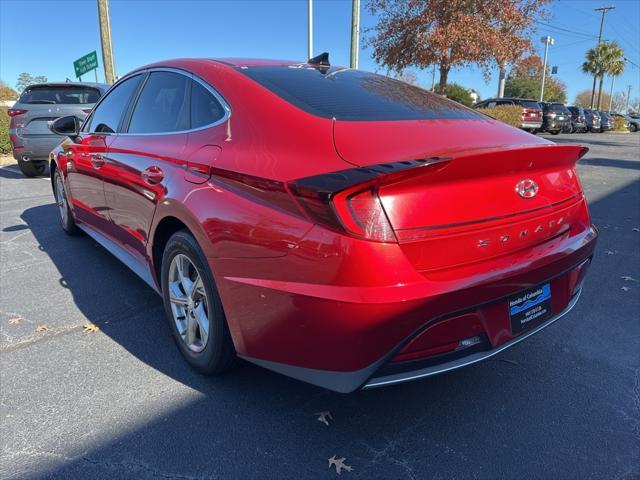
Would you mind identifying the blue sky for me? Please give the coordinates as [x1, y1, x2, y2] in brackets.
[1, 0, 638, 104]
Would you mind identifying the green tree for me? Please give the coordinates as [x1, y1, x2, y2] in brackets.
[0, 80, 18, 101]
[582, 42, 625, 110]
[15, 73, 48, 93]
[445, 83, 473, 106]
[504, 76, 566, 103]
[505, 54, 567, 102]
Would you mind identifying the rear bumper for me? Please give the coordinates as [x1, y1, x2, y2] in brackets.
[364, 286, 583, 389]
[10, 131, 62, 161]
[221, 221, 597, 392]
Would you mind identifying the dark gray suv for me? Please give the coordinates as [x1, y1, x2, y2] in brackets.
[8, 82, 109, 176]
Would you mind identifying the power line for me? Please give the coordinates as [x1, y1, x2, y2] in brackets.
[538, 21, 597, 39]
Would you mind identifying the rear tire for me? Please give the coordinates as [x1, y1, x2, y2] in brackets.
[53, 168, 80, 235]
[630, 124, 638, 132]
[550, 130, 560, 135]
[590, 127, 599, 133]
[18, 159, 47, 177]
[161, 230, 237, 375]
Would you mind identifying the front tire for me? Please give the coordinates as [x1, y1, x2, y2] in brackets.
[161, 230, 237, 375]
[550, 130, 560, 135]
[53, 168, 80, 235]
[630, 124, 638, 132]
[18, 159, 47, 177]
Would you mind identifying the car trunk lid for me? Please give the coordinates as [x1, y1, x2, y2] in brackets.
[332, 119, 588, 271]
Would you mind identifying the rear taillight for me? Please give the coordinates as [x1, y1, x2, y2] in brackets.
[82, 108, 93, 114]
[7, 108, 27, 117]
[288, 158, 449, 243]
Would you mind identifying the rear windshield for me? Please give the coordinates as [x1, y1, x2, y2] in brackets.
[18, 86, 101, 105]
[520, 100, 541, 109]
[546, 103, 569, 112]
[239, 66, 480, 121]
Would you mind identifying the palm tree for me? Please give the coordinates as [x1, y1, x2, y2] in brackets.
[582, 42, 626, 110]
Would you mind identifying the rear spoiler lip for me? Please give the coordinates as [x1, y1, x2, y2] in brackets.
[421, 143, 588, 163]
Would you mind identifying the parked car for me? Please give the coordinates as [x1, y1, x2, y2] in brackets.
[540, 102, 571, 135]
[48, 57, 597, 393]
[598, 111, 614, 132]
[567, 106, 587, 133]
[620, 113, 639, 132]
[8, 82, 109, 177]
[473, 97, 542, 133]
[583, 108, 601, 133]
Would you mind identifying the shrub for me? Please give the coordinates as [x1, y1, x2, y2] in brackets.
[478, 105, 523, 128]
[0, 107, 10, 154]
[612, 115, 628, 132]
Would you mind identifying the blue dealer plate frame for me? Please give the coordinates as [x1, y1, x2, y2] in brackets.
[509, 283, 552, 334]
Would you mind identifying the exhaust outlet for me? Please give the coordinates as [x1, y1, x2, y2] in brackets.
[21, 156, 30, 162]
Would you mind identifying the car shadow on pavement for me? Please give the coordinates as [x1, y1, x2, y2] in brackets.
[579, 157, 640, 170]
[18, 175, 640, 479]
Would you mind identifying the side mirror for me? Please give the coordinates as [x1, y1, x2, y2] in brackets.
[50, 115, 80, 138]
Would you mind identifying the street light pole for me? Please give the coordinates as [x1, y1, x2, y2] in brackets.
[350, 0, 360, 69]
[308, 0, 313, 59]
[540, 36, 554, 102]
[590, 6, 615, 108]
[626, 85, 632, 112]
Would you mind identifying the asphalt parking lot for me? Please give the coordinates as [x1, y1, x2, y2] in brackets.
[1, 132, 639, 479]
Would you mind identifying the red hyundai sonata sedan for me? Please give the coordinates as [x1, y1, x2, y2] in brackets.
[49, 56, 597, 393]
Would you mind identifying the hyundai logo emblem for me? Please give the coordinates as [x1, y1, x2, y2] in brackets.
[515, 179, 538, 199]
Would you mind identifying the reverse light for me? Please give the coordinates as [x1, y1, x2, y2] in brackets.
[7, 109, 27, 117]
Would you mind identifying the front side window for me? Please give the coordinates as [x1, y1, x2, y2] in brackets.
[191, 80, 226, 129]
[128, 72, 190, 134]
[86, 75, 142, 133]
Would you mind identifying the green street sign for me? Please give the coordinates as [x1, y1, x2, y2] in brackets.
[73, 51, 98, 79]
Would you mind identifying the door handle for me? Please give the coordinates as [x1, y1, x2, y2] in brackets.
[141, 166, 164, 185]
[89, 153, 104, 168]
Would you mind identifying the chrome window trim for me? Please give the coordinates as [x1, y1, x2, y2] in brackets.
[83, 67, 231, 137]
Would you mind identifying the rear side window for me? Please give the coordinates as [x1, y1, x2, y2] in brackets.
[86, 75, 142, 133]
[128, 72, 190, 134]
[19, 86, 101, 105]
[239, 66, 479, 121]
[191, 81, 226, 128]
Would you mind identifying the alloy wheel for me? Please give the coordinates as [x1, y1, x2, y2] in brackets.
[54, 173, 69, 225]
[168, 253, 210, 352]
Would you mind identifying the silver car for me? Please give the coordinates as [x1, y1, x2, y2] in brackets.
[8, 82, 109, 177]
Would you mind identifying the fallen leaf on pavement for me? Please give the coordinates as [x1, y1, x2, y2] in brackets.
[35, 325, 48, 333]
[621, 276, 638, 282]
[632, 228, 639, 232]
[83, 323, 100, 333]
[315, 411, 333, 426]
[328, 455, 352, 474]
[604, 250, 615, 255]
[621, 286, 630, 292]
[8, 317, 21, 325]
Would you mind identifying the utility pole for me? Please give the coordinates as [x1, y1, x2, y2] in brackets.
[97, 0, 116, 84]
[431, 66, 436, 92]
[307, 0, 313, 59]
[540, 36, 554, 102]
[590, 6, 615, 108]
[497, 63, 506, 98]
[626, 85, 632, 112]
[608, 76, 615, 111]
[349, 0, 360, 69]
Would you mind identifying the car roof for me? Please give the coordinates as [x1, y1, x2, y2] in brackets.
[480, 97, 539, 102]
